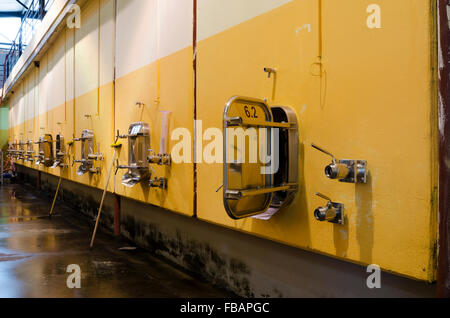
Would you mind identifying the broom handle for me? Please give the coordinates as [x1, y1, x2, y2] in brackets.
[49, 176, 62, 217]
[90, 148, 116, 248]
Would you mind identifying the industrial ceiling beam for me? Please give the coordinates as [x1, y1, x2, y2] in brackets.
[0, 11, 23, 18]
[15, 0, 28, 10]
[39, 0, 45, 19]
[0, 11, 46, 19]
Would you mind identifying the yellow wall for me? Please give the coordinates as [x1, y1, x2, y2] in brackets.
[0, 107, 8, 151]
[113, 0, 194, 214]
[6, 0, 438, 282]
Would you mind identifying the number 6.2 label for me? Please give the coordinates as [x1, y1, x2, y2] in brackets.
[243, 105, 259, 119]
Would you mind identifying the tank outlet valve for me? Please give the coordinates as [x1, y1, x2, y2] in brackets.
[263, 67, 277, 78]
[72, 130, 101, 175]
[312, 143, 367, 183]
[149, 177, 167, 190]
[314, 192, 344, 225]
[116, 123, 151, 187]
[148, 150, 171, 166]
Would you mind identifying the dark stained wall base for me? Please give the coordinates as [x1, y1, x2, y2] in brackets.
[16, 165, 436, 298]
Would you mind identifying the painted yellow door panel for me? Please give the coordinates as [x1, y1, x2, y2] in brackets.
[113, 0, 194, 216]
[68, 0, 114, 191]
[114, 48, 194, 216]
[197, 0, 320, 259]
[71, 85, 113, 191]
[196, 0, 437, 281]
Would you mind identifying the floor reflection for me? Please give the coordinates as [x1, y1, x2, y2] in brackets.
[0, 183, 231, 298]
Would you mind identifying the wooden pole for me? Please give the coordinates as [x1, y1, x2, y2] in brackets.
[114, 193, 121, 236]
[90, 147, 117, 248]
[49, 176, 62, 217]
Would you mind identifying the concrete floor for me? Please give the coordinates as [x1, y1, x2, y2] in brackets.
[0, 182, 232, 298]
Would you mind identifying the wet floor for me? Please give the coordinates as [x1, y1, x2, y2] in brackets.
[0, 183, 232, 298]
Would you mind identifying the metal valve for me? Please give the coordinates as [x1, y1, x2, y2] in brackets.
[314, 192, 344, 225]
[149, 177, 167, 189]
[147, 166, 167, 190]
[89, 167, 101, 175]
[72, 130, 101, 175]
[148, 149, 171, 166]
[312, 143, 367, 183]
[25, 140, 34, 162]
[88, 152, 103, 161]
[264, 67, 277, 78]
[116, 129, 129, 140]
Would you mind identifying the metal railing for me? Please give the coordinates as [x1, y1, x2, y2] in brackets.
[0, 0, 54, 94]
[0, 48, 9, 88]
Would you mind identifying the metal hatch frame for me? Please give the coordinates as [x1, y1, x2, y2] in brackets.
[34, 136, 44, 165]
[73, 129, 101, 175]
[42, 134, 54, 167]
[116, 122, 150, 187]
[34, 134, 54, 167]
[222, 96, 298, 220]
[51, 134, 67, 168]
[17, 140, 25, 160]
[25, 139, 34, 162]
[268, 106, 299, 214]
